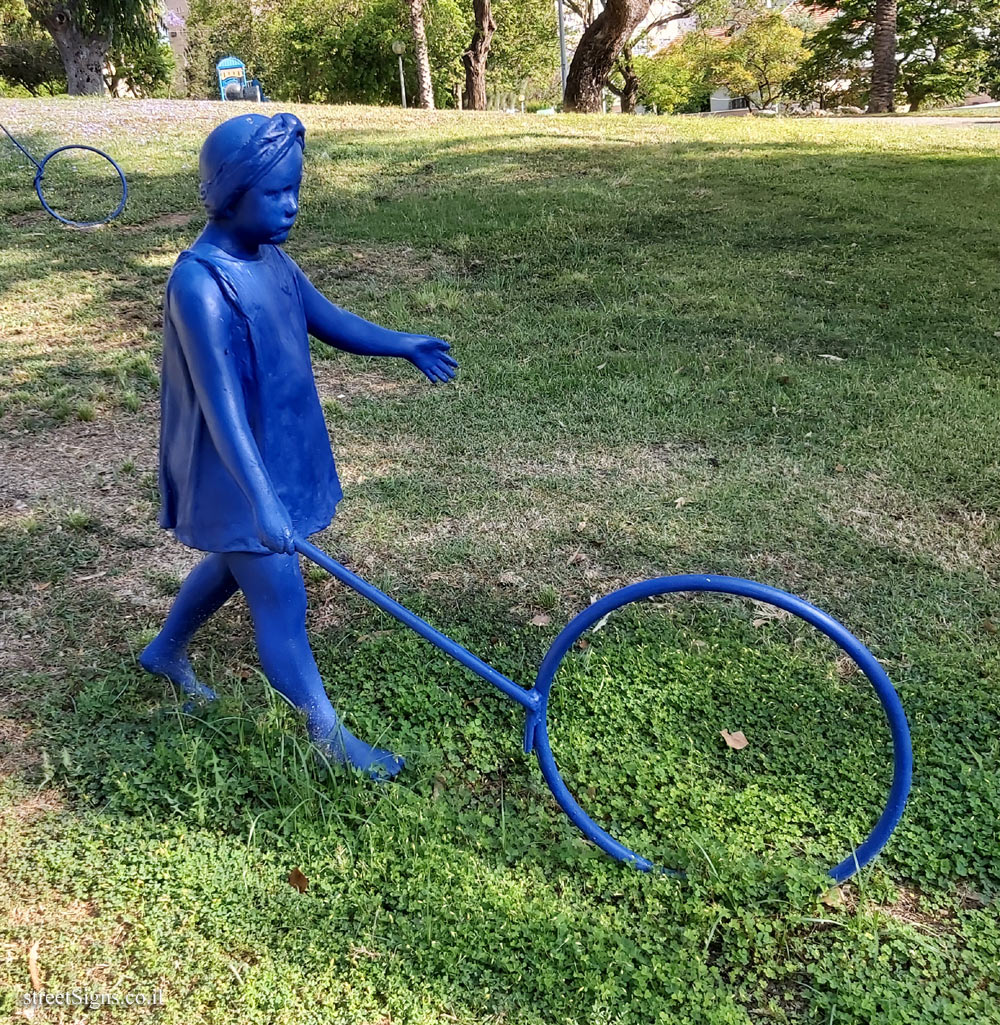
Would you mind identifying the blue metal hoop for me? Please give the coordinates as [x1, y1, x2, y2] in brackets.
[523, 575, 913, 883]
[295, 541, 912, 882]
[34, 144, 128, 227]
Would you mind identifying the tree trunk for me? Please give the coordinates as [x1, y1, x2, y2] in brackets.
[462, 0, 495, 110]
[905, 87, 924, 112]
[564, 0, 651, 113]
[408, 0, 435, 109]
[868, 0, 896, 113]
[38, 4, 109, 96]
[609, 47, 640, 113]
[618, 47, 639, 113]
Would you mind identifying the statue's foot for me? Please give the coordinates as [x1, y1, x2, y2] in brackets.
[315, 723, 405, 781]
[139, 639, 217, 702]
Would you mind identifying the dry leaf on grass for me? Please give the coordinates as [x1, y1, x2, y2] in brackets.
[288, 867, 309, 893]
[591, 612, 611, 633]
[530, 613, 552, 627]
[720, 729, 748, 750]
[821, 887, 845, 908]
[835, 654, 859, 679]
[751, 602, 792, 628]
[28, 939, 41, 991]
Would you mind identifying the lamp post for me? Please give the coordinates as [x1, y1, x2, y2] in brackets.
[391, 40, 407, 108]
[556, 0, 568, 100]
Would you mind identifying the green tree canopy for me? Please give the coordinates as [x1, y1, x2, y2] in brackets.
[105, 32, 173, 96]
[184, 0, 556, 106]
[6, 0, 162, 93]
[487, 0, 556, 96]
[630, 31, 719, 113]
[801, 0, 1000, 111]
[707, 10, 807, 108]
[0, 0, 64, 95]
[0, 24, 65, 95]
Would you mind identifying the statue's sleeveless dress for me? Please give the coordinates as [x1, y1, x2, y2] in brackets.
[157, 242, 342, 554]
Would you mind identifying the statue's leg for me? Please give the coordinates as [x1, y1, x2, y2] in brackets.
[139, 552, 237, 700]
[224, 549, 404, 779]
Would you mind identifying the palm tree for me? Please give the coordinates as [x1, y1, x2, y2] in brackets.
[868, 0, 897, 112]
[409, 0, 435, 109]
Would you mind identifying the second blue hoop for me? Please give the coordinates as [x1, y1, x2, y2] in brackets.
[34, 144, 128, 228]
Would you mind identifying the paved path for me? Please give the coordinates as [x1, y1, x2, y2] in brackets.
[827, 114, 1000, 127]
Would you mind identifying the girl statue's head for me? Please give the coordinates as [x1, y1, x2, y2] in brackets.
[199, 112, 306, 245]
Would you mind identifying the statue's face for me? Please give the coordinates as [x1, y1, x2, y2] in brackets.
[229, 145, 303, 246]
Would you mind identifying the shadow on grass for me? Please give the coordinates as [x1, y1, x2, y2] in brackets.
[2, 140, 999, 534]
[2, 134, 999, 392]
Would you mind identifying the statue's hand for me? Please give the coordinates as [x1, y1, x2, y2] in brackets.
[404, 335, 458, 383]
[254, 498, 295, 555]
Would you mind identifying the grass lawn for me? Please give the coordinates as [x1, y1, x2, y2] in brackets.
[1, 99, 998, 1024]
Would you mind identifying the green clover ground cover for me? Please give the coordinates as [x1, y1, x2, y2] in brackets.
[1, 100, 998, 1023]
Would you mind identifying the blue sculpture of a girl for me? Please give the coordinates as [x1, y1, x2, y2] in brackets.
[140, 112, 457, 778]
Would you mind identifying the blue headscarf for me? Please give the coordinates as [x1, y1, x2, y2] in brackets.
[199, 112, 305, 219]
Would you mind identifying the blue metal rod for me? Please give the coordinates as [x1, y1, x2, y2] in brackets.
[295, 538, 540, 714]
[0, 122, 42, 170]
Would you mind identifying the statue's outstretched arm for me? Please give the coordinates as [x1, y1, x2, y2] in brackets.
[296, 267, 408, 356]
[295, 265, 459, 384]
[168, 262, 295, 553]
